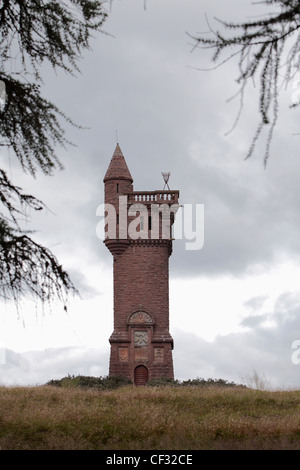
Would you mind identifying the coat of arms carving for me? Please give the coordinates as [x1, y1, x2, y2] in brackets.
[129, 311, 153, 324]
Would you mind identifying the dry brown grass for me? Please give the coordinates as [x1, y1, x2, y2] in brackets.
[1, 384, 300, 450]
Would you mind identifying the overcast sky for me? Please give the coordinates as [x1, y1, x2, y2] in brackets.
[1, 0, 300, 389]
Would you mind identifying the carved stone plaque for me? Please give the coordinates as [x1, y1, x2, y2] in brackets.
[154, 347, 164, 363]
[134, 347, 148, 361]
[129, 311, 153, 324]
[119, 347, 128, 362]
[135, 330, 148, 346]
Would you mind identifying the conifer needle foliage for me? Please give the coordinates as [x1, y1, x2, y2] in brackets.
[191, 0, 300, 165]
[0, 1, 108, 305]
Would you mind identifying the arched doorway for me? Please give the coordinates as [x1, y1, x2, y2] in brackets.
[134, 365, 148, 386]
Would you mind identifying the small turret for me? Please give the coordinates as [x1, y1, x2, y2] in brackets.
[104, 144, 132, 255]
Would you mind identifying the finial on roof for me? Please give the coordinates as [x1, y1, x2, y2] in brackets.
[162, 172, 171, 190]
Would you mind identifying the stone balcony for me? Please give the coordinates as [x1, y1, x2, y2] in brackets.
[126, 190, 179, 205]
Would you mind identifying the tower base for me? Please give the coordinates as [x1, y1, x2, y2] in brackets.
[109, 334, 174, 385]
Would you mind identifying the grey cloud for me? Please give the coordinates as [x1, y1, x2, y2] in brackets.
[174, 290, 300, 389]
[244, 296, 268, 311]
[66, 269, 102, 300]
[1, 292, 300, 389]
[0, 347, 109, 386]
[240, 314, 270, 329]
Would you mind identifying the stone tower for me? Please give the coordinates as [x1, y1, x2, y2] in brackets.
[103, 144, 179, 385]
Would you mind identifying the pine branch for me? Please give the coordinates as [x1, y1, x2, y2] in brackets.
[191, 0, 300, 163]
[0, 1, 109, 305]
[0, 219, 78, 304]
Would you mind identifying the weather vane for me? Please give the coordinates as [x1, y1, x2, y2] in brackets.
[162, 172, 171, 190]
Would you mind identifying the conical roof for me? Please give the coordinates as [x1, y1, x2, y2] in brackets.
[103, 144, 133, 183]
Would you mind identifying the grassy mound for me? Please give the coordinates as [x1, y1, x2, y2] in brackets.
[0, 382, 300, 450]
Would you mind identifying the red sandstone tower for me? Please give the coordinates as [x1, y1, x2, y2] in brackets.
[104, 144, 179, 385]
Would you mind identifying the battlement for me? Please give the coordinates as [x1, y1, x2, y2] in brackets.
[127, 190, 179, 204]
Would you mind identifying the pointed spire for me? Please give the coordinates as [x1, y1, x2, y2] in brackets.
[104, 144, 133, 183]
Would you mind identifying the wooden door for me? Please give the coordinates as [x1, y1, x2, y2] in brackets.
[134, 365, 148, 386]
